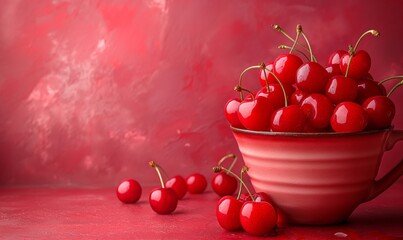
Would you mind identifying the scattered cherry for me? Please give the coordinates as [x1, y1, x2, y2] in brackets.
[186, 173, 207, 194]
[149, 161, 178, 214]
[212, 154, 238, 197]
[116, 179, 142, 203]
[240, 200, 277, 236]
[165, 175, 188, 199]
[216, 196, 243, 231]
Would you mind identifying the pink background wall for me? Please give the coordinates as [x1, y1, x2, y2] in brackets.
[0, 0, 402, 185]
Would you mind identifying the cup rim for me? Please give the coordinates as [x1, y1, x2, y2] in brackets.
[231, 126, 393, 137]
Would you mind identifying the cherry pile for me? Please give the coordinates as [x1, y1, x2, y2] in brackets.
[116, 161, 207, 215]
[212, 156, 279, 237]
[225, 24, 402, 133]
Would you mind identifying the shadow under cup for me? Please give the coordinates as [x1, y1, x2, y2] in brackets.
[231, 127, 403, 225]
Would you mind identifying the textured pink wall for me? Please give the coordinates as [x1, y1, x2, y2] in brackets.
[0, 0, 402, 185]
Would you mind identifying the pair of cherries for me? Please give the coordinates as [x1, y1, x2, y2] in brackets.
[225, 25, 399, 133]
[116, 161, 207, 215]
[213, 164, 278, 236]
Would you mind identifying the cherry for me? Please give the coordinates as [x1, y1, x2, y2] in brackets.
[240, 201, 277, 236]
[149, 188, 178, 215]
[272, 53, 303, 84]
[186, 173, 207, 194]
[149, 161, 178, 214]
[326, 64, 343, 77]
[237, 95, 275, 131]
[296, 62, 330, 93]
[362, 96, 395, 129]
[290, 89, 308, 105]
[270, 105, 306, 132]
[340, 50, 371, 79]
[255, 84, 294, 110]
[165, 175, 187, 199]
[116, 179, 142, 203]
[325, 75, 358, 104]
[340, 29, 380, 79]
[259, 62, 276, 86]
[356, 78, 385, 104]
[212, 153, 238, 197]
[216, 196, 243, 231]
[328, 50, 348, 65]
[301, 94, 334, 130]
[224, 98, 244, 129]
[330, 102, 368, 133]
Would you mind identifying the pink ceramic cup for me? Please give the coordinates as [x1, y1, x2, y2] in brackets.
[231, 127, 403, 225]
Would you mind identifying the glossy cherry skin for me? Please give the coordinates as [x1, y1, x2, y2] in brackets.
[362, 96, 395, 129]
[259, 62, 277, 86]
[211, 172, 238, 197]
[328, 50, 348, 65]
[224, 98, 244, 128]
[330, 101, 368, 133]
[340, 50, 371, 79]
[256, 84, 294, 110]
[186, 173, 207, 194]
[165, 175, 187, 199]
[325, 75, 358, 104]
[301, 94, 334, 130]
[116, 179, 142, 203]
[273, 54, 303, 84]
[240, 201, 277, 236]
[216, 196, 243, 231]
[326, 64, 343, 77]
[149, 188, 178, 214]
[237, 96, 275, 131]
[296, 62, 330, 93]
[270, 105, 306, 132]
[356, 78, 385, 104]
[290, 89, 308, 105]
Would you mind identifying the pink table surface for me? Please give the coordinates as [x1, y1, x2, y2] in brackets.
[1, 180, 402, 240]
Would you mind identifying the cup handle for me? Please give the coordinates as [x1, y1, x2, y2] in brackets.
[364, 130, 403, 202]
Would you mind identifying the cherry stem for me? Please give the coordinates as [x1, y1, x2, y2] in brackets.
[272, 24, 309, 52]
[237, 65, 262, 101]
[149, 160, 165, 188]
[278, 45, 310, 61]
[260, 63, 288, 107]
[387, 80, 403, 97]
[289, 24, 301, 54]
[378, 75, 403, 86]
[217, 153, 237, 174]
[298, 24, 316, 62]
[213, 165, 255, 202]
[236, 166, 246, 200]
[345, 29, 380, 78]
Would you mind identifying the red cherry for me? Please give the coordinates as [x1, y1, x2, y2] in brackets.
[259, 62, 276, 86]
[290, 89, 308, 105]
[273, 54, 303, 84]
[216, 196, 243, 231]
[301, 94, 334, 130]
[237, 96, 275, 131]
[328, 50, 348, 65]
[211, 172, 238, 197]
[330, 102, 368, 133]
[356, 78, 385, 104]
[325, 75, 358, 104]
[165, 175, 187, 199]
[149, 188, 178, 214]
[240, 201, 277, 236]
[362, 96, 395, 129]
[340, 50, 371, 79]
[270, 105, 306, 132]
[224, 98, 244, 128]
[186, 173, 207, 194]
[296, 62, 330, 93]
[256, 84, 294, 110]
[116, 179, 142, 203]
[326, 64, 343, 77]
